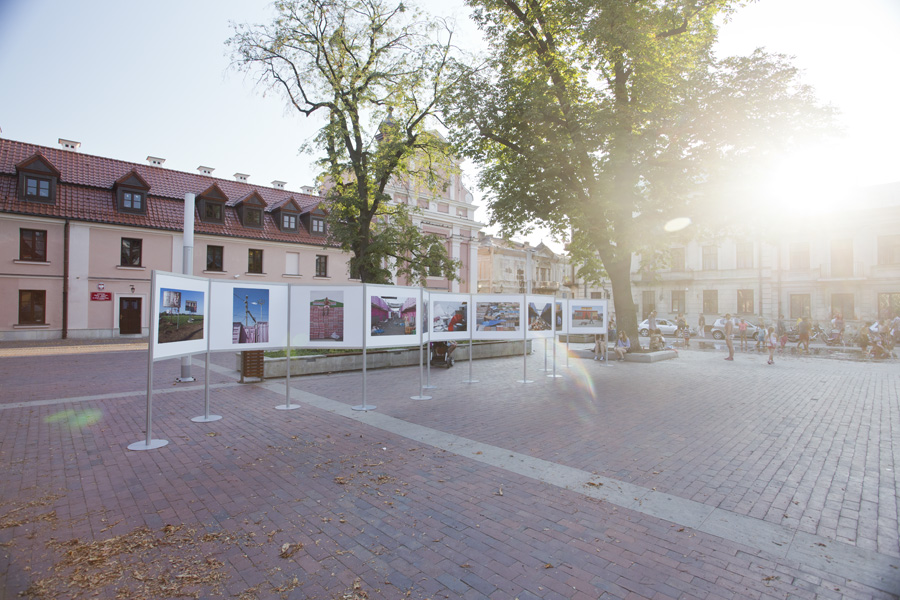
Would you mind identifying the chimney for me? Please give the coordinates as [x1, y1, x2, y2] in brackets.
[197, 166, 214, 175]
[146, 156, 166, 167]
[59, 138, 81, 151]
[271, 180, 286, 190]
[300, 185, 318, 196]
[234, 173, 249, 183]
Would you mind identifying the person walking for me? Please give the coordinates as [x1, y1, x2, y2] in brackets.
[766, 326, 777, 364]
[797, 316, 811, 353]
[698, 314, 706, 339]
[738, 318, 749, 351]
[648, 310, 657, 333]
[777, 314, 787, 352]
[755, 317, 765, 351]
[724, 313, 735, 360]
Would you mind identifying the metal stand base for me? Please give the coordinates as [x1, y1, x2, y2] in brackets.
[128, 439, 169, 451]
[175, 377, 196, 383]
[191, 415, 223, 422]
[275, 404, 301, 411]
[547, 374, 563, 378]
[410, 395, 432, 400]
[517, 379, 535, 384]
[352, 405, 377, 411]
[463, 379, 479, 384]
[423, 385, 437, 390]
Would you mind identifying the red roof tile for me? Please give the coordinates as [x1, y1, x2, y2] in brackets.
[0, 138, 334, 246]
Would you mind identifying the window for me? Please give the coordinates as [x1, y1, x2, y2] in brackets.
[437, 202, 449, 213]
[703, 290, 718, 315]
[19, 229, 47, 261]
[790, 294, 810, 319]
[429, 262, 442, 277]
[203, 201, 224, 223]
[702, 245, 718, 271]
[245, 208, 263, 228]
[831, 238, 853, 277]
[878, 292, 900, 320]
[312, 217, 326, 234]
[121, 238, 142, 266]
[642, 290, 656, 319]
[282, 214, 297, 231]
[285, 252, 300, 276]
[669, 248, 685, 271]
[877, 235, 900, 265]
[248, 249, 263, 274]
[790, 242, 809, 270]
[315, 255, 328, 278]
[206, 245, 224, 271]
[737, 289, 754, 314]
[122, 191, 143, 211]
[19, 290, 46, 325]
[671, 290, 685, 314]
[831, 293, 854, 320]
[735, 242, 753, 269]
[25, 176, 51, 200]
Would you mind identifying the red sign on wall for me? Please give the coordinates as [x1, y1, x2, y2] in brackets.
[90, 292, 112, 301]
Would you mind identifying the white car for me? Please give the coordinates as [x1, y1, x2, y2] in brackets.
[711, 318, 760, 340]
[638, 318, 679, 337]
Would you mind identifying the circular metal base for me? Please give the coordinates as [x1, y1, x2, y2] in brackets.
[462, 379, 479, 384]
[547, 374, 563, 378]
[410, 395, 432, 400]
[352, 405, 377, 411]
[517, 379, 535, 384]
[175, 377, 196, 383]
[127, 439, 169, 451]
[191, 414, 223, 422]
[423, 384, 437, 389]
[274, 404, 301, 411]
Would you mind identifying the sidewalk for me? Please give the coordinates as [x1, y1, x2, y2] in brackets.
[1, 344, 898, 599]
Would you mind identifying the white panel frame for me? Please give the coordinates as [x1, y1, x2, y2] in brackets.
[209, 281, 289, 351]
[429, 292, 472, 342]
[365, 284, 422, 349]
[567, 299, 609, 335]
[291, 285, 364, 349]
[526, 294, 555, 339]
[151, 271, 210, 361]
[472, 294, 525, 340]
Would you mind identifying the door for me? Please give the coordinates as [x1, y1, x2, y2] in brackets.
[119, 297, 142, 334]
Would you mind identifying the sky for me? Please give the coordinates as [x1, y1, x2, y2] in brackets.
[1, 0, 899, 249]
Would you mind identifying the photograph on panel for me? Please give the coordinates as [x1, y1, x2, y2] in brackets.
[528, 301, 553, 331]
[370, 294, 417, 336]
[555, 301, 564, 331]
[571, 303, 604, 328]
[433, 300, 468, 332]
[158, 288, 205, 344]
[475, 301, 520, 331]
[309, 291, 344, 342]
[233, 288, 269, 344]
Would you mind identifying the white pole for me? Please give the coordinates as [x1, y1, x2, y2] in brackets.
[177, 194, 196, 383]
[129, 270, 169, 450]
[277, 285, 300, 410]
[354, 283, 376, 410]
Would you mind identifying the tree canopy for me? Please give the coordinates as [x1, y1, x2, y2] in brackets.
[443, 0, 835, 340]
[229, 0, 465, 284]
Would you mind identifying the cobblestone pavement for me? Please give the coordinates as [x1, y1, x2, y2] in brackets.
[0, 341, 898, 599]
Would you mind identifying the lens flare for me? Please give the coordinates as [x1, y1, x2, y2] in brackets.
[664, 217, 691, 232]
[44, 408, 103, 429]
[553, 339, 598, 402]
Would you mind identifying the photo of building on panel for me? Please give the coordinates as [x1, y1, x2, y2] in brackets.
[433, 300, 467, 332]
[555, 301, 564, 331]
[475, 301, 520, 331]
[571, 304, 604, 328]
[232, 288, 269, 344]
[310, 292, 344, 342]
[528, 302, 553, 331]
[370, 295, 417, 336]
[158, 288, 205, 344]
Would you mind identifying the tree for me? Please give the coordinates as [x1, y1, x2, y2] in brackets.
[443, 0, 835, 343]
[229, 0, 464, 284]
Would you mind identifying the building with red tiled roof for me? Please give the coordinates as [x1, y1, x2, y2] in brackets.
[0, 137, 354, 341]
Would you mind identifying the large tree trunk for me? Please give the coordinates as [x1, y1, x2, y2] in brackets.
[605, 252, 641, 350]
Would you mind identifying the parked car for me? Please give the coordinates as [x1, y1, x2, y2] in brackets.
[638, 318, 679, 337]
[711, 317, 760, 340]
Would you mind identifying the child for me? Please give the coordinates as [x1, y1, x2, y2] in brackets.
[766, 326, 777, 365]
[682, 324, 691, 348]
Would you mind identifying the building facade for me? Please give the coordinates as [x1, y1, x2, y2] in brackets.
[1, 138, 354, 341]
[632, 184, 900, 331]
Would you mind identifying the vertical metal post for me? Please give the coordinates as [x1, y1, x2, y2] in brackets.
[277, 285, 300, 410]
[129, 270, 169, 450]
[354, 283, 376, 411]
[177, 194, 196, 383]
[412, 287, 432, 399]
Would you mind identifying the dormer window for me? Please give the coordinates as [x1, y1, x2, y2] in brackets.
[16, 153, 60, 204]
[235, 191, 266, 229]
[273, 197, 302, 233]
[301, 204, 329, 236]
[114, 170, 151, 215]
[198, 183, 228, 224]
[312, 217, 325, 234]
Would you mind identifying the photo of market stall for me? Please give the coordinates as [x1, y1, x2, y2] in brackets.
[370, 295, 417, 336]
